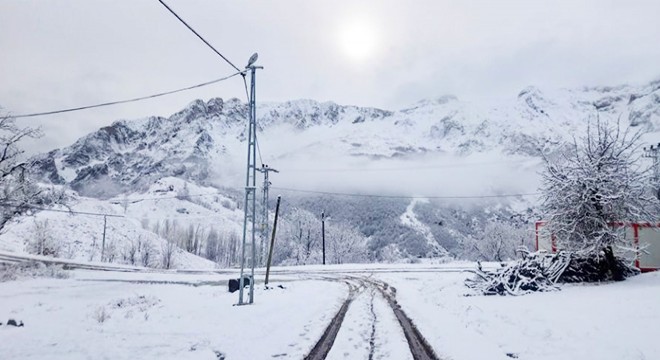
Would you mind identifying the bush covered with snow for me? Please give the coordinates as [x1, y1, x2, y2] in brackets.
[0, 261, 69, 282]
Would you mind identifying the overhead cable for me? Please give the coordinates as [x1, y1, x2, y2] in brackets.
[270, 187, 541, 199]
[278, 160, 540, 173]
[0, 202, 124, 218]
[13, 71, 243, 118]
[156, 0, 242, 72]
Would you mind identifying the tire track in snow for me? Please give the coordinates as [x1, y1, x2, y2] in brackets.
[362, 277, 441, 360]
[368, 288, 377, 360]
[306, 276, 440, 360]
[304, 280, 361, 360]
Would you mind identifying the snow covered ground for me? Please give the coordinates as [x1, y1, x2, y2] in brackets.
[376, 269, 660, 360]
[1, 262, 659, 359]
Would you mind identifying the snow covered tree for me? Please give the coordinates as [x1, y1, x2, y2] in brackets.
[327, 222, 369, 264]
[204, 228, 220, 262]
[28, 219, 59, 256]
[0, 111, 43, 229]
[540, 118, 659, 263]
[467, 220, 531, 262]
[278, 208, 321, 265]
[161, 238, 176, 269]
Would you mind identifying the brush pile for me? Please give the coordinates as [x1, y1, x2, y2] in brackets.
[466, 248, 639, 296]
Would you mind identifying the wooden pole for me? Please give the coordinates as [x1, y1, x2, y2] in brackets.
[101, 215, 107, 262]
[265, 196, 281, 285]
[321, 211, 326, 265]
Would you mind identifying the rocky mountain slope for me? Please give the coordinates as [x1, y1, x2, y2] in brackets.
[12, 79, 660, 263]
[30, 80, 660, 198]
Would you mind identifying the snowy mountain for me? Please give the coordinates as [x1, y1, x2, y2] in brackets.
[31, 79, 660, 198]
[6, 79, 660, 265]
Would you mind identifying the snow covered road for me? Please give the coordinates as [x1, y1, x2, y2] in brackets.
[0, 270, 345, 359]
[1, 263, 659, 359]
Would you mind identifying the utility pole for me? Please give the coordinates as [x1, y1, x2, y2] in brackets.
[643, 142, 660, 199]
[265, 195, 281, 286]
[257, 164, 278, 266]
[238, 53, 262, 306]
[101, 215, 107, 262]
[321, 211, 326, 265]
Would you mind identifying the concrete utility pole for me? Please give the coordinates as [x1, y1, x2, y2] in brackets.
[643, 142, 660, 199]
[321, 211, 326, 265]
[257, 164, 278, 266]
[238, 53, 262, 305]
[265, 195, 281, 286]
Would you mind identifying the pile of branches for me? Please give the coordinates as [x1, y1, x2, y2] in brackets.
[466, 247, 639, 296]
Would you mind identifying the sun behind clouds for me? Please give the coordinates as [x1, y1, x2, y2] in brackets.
[337, 16, 379, 63]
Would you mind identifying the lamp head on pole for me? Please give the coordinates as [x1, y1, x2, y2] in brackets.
[246, 53, 259, 68]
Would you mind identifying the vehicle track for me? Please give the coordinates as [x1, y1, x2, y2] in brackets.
[304, 280, 362, 360]
[305, 276, 440, 360]
[364, 278, 440, 360]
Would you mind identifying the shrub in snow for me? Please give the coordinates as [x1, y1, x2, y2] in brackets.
[111, 294, 160, 312]
[27, 219, 60, 257]
[0, 262, 69, 282]
[92, 306, 110, 324]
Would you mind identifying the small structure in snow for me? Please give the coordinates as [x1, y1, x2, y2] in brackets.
[535, 221, 660, 272]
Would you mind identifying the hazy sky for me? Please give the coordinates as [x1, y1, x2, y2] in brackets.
[1, 0, 660, 153]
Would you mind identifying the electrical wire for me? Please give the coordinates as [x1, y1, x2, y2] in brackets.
[156, 0, 242, 72]
[278, 159, 540, 173]
[255, 133, 264, 166]
[0, 202, 124, 218]
[109, 191, 225, 202]
[155, 0, 263, 167]
[103, 185, 540, 202]
[270, 187, 541, 200]
[12, 71, 244, 118]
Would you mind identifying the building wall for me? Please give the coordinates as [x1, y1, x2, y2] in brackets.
[535, 222, 660, 271]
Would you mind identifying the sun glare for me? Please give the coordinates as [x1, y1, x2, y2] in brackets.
[338, 17, 378, 63]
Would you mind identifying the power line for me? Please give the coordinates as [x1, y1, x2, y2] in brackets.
[0, 202, 124, 218]
[255, 133, 264, 166]
[110, 190, 225, 203]
[109, 185, 541, 202]
[12, 71, 243, 118]
[278, 159, 540, 173]
[156, 0, 242, 73]
[270, 187, 541, 199]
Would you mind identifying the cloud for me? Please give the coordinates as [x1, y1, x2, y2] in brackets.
[1, 0, 659, 155]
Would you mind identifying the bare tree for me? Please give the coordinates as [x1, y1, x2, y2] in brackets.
[466, 220, 531, 262]
[227, 231, 239, 266]
[327, 222, 368, 264]
[541, 118, 659, 256]
[141, 237, 156, 267]
[0, 111, 43, 229]
[122, 239, 139, 265]
[161, 238, 176, 269]
[28, 219, 59, 256]
[205, 228, 220, 262]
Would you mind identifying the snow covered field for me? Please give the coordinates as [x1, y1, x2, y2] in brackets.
[1, 263, 659, 360]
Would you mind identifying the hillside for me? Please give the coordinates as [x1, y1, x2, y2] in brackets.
[2, 79, 659, 266]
